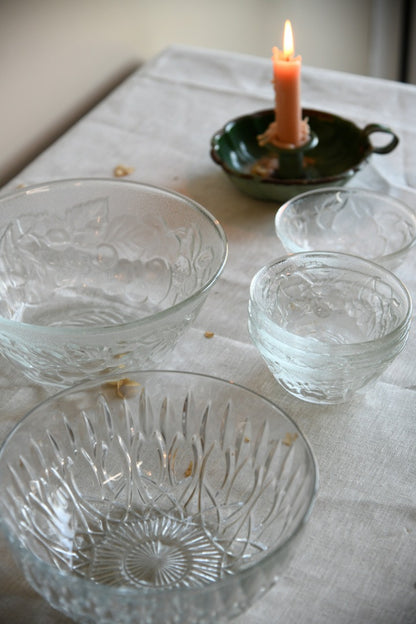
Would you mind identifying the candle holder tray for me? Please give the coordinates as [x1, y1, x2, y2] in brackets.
[210, 108, 398, 202]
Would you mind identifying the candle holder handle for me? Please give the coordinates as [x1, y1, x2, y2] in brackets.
[363, 123, 399, 154]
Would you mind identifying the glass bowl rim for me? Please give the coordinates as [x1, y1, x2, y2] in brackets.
[0, 178, 228, 336]
[249, 251, 412, 352]
[274, 186, 416, 264]
[0, 369, 319, 599]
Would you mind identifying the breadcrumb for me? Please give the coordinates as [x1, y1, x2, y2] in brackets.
[105, 377, 140, 398]
[113, 164, 135, 177]
[283, 432, 298, 447]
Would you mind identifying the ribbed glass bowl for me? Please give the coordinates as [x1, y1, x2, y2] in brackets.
[248, 252, 412, 404]
[0, 370, 318, 624]
[0, 179, 227, 387]
[275, 187, 416, 271]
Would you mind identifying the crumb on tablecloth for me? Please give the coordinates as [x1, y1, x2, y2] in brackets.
[113, 164, 135, 177]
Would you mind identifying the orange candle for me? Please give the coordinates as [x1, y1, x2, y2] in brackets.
[272, 20, 302, 147]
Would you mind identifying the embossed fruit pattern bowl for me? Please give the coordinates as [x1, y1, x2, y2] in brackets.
[0, 370, 318, 624]
[249, 252, 412, 404]
[0, 179, 227, 387]
[275, 187, 416, 271]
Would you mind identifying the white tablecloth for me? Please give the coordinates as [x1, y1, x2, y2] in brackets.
[1, 44, 416, 624]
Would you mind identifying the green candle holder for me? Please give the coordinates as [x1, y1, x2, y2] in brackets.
[210, 108, 399, 202]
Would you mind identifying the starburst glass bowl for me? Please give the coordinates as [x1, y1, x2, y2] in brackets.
[0, 179, 227, 387]
[275, 187, 416, 271]
[0, 370, 318, 624]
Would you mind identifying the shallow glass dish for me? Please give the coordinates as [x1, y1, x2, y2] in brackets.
[248, 252, 412, 404]
[275, 187, 416, 271]
[0, 370, 318, 624]
[210, 108, 399, 202]
[0, 179, 227, 387]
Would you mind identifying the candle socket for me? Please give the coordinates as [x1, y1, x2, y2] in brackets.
[270, 131, 318, 179]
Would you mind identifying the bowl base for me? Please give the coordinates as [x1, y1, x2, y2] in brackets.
[70, 507, 226, 589]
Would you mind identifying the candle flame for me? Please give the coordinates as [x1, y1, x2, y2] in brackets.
[283, 19, 294, 59]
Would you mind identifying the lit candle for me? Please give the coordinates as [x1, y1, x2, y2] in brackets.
[272, 19, 302, 147]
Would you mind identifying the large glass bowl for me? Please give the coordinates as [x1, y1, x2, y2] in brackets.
[0, 370, 318, 624]
[0, 179, 227, 387]
[275, 187, 416, 271]
[248, 252, 412, 404]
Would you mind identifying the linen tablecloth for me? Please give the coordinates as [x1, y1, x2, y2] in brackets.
[1, 44, 415, 624]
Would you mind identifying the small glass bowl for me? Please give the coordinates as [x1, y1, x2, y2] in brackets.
[0, 370, 318, 624]
[248, 252, 412, 404]
[275, 187, 416, 271]
[0, 179, 227, 387]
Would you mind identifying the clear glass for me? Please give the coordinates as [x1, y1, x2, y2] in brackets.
[0, 370, 318, 624]
[0, 179, 227, 387]
[249, 252, 412, 404]
[275, 187, 416, 270]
